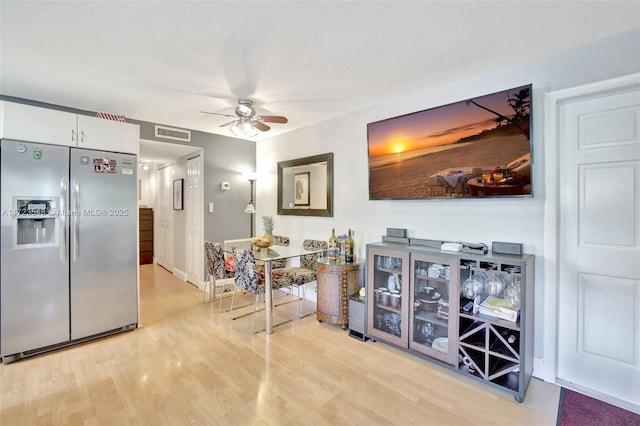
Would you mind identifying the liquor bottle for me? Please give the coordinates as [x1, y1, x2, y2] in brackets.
[328, 228, 338, 264]
[345, 229, 355, 263]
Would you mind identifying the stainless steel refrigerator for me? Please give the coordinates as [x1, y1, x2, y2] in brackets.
[1, 139, 138, 362]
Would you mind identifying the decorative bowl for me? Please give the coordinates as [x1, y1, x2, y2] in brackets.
[252, 239, 272, 249]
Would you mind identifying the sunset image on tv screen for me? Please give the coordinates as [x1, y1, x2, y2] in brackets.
[367, 84, 531, 199]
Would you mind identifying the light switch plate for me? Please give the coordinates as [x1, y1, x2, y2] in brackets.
[208, 202, 214, 213]
[220, 182, 230, 191]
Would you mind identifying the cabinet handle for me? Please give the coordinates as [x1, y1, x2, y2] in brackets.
[71, 129, 76, 142]
[80, 131, 86, 143]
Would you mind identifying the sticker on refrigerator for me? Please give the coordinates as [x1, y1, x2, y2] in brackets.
[93, 158, 117, 173]
[122, 168, 133, 175]
[32, 148, 42, 160]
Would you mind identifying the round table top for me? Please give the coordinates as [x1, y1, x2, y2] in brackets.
[467, 178, 527, 196]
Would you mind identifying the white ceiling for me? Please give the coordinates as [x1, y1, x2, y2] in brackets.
[1, 1, 639, 148]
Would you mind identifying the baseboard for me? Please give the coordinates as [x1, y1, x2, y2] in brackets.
[533, 356, 555, 383]
[173, 268, 186, 281]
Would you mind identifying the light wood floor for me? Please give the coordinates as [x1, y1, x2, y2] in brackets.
[0, 264, 560, 425]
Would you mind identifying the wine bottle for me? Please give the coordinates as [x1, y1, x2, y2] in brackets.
[345, 229, 355, 263]
[328, 228, 338, 264]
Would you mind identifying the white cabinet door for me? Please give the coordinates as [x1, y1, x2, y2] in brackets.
[77, 115, 137, 154]
[0, 101, 77, 147]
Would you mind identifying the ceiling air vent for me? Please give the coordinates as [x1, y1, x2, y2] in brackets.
[155, 125, 191, 142]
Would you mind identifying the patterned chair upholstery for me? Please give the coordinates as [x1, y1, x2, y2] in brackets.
[203, 241, 232, 309]
[229, 247, 265, 333]
[255, 235, 291, 289]
[270, 235, 290, 269]
[230, 247, 295, 332]
[275, 239, 328, 317]
[282, 239, 328, 285]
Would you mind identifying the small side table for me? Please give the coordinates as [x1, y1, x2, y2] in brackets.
[316, 259, 363, 330]
[467, 178, 527, 196]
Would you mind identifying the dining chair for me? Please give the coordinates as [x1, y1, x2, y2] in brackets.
[269, 235, 298, 307]
[286, 239, 328, 318]
[229, 247, 293, 333]
[270, 235, 290, 270]
[203, 241, 231, 311]
[229, 247, 265, 333]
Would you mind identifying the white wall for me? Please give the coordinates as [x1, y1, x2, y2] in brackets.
[138, 165, 156, 208]
[256, 29, 640, 378]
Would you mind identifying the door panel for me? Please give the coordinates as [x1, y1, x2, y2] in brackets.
[579, 163, 637, 247]
[0, 140, 70, 356]
[155, 166, 174, 270]
[558, 87, 640, 408]
[69, 149, 138, 339]
[185, 156, 202, 286]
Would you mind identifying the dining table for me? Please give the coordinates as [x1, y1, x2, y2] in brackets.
[224, 240, 326, 334]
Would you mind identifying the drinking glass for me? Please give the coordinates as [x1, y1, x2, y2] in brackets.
[504, 275, 522, 309]
[422, 322, 434, 345]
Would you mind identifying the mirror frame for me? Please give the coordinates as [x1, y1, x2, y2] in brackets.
[277, 152, 334, 217]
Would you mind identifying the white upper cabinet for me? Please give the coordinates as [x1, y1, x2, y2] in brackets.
[77, 115, 138, 154]
[0, 101, 77, 147]
[0, 101, 138, 154]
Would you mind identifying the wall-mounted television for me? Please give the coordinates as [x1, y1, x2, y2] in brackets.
[367, 84, 532, 199]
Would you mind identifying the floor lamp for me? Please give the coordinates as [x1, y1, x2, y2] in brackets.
[243, 175, 256, 237]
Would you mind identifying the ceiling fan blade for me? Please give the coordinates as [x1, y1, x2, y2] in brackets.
[200, 110, 236, 118]
[259, 115, 288, 124]
[219, 120, 237, 128]
[252, 121, 271, 132]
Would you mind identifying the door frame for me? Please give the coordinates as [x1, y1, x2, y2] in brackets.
[541, 73, 640, 384]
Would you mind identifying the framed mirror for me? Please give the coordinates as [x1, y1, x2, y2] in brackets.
[278, 152, 333, 217]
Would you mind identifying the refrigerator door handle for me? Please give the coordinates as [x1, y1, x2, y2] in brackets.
[60, 177, 68, 262]
[73, 178, 80, 262]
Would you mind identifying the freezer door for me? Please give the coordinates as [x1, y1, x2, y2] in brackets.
[69, 149, 138, 339]
[1, 140, 70, 357]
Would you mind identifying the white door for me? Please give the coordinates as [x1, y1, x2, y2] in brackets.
[557, 82, 640, 410]
[185, 156, 203, 287]
[155, 165, 174, 270]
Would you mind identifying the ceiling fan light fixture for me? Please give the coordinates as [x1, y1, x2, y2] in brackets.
[231, 119, 258, 137]
[202, 99, 287, 137]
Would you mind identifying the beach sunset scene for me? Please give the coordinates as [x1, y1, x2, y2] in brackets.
[367, 85, 531, 199]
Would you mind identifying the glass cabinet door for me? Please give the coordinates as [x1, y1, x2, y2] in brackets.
[409, 253, 459, 365]
[366, 247, 409, 346]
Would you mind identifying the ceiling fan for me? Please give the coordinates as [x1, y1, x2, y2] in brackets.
[200, 99, 288, 137]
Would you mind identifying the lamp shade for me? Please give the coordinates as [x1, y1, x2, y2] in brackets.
[244, 203, 256, 214]
[231, 119, 258, 138]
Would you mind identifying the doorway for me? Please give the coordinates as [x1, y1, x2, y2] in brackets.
[138, 139, 204, 284]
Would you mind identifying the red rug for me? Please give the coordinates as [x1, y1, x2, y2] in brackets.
[557, 388, 640, 426]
